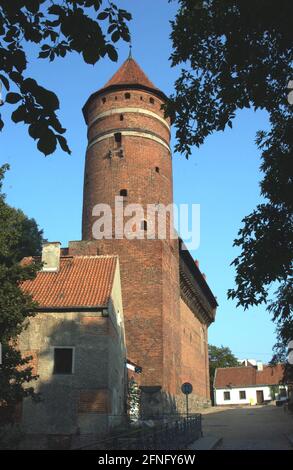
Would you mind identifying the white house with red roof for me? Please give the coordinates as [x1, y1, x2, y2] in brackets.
[214, 362, 287, 406]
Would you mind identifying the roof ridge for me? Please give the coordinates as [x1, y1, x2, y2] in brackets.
[72, 255, 118, 259]
[216, 366, 255, 370]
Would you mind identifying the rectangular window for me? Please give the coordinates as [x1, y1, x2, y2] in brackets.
[53, 348, 73, 374]
[224, 391, 230, 401]
[114, 132, 122, 144]
[239, 390, 246, 400]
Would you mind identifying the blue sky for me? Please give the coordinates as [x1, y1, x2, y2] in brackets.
[1, 0, 276, 362]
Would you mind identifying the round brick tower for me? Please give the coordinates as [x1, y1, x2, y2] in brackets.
[81, 57, 182, 418]
[82, 56, 173, 240]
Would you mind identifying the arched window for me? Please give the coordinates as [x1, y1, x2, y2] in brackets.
[102, 97, 106, 104]
[120, 189, 127, 197]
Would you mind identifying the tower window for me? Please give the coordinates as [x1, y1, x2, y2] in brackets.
[115, 96, 118, 100]
[155, 166, 160, 173]
[114, 132, 122, 144]
[53, 348, 73, 375]
[140, 96, 143, 101]
[149, 97, 155, 104]
[102, 97, 106, 104]
[120, 114, 124, 121]
[141, 220, 147, 231]
[120, 189, 127, 197]
[125, 93, 131, 99]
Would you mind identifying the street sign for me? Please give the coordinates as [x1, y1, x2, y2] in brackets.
[181, 382, 193, 417]
[181, 382, 193, 395]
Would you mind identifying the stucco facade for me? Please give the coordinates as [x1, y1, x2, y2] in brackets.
[214, 364, 287, 406]
[19, 254, 126, 449]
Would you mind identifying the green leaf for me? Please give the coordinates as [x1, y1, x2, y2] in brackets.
[0, 75, 10, 91]
[106, 44, 118, 62]
[11, 105, 27, 123]
[97, 11, 109, 20]
[28, 122, 47, 140]
[82, 46, 100, 65]
[111, 31, 120, 43]
[48, 5, 64, 16]
[6, 93, 22, 104]
[38, 50, 50, 59]
[121, 12, 132, 21]
[37, 130, 57, 155]
[57, 135, 71, 154]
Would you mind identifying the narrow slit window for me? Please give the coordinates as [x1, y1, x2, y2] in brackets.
[102, 97, 106, 104]
[53, 348, 73, 375]
[125, 93, 131, 99]
[120, 114, 124, 121]
[114, 132, 122, 144]
[120, 189, 127, 197]
[141, 220, 147, 231]
[155, 166, 160, 173]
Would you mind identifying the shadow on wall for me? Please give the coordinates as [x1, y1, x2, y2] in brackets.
[18, 315, 127, 450]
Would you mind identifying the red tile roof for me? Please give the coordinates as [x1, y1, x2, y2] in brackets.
[214, 364, 285, 388]
[103, 57, 158, 90]
[21, 255, 117, 309]
[82, 57, 168, 118]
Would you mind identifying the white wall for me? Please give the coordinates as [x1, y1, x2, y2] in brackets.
[215, 386, 273, 406]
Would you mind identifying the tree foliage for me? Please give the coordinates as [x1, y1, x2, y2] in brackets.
[0, 0, 131, 155]
[169, 0, 293, 362]
[209, 344, 239, 387]
[0, 164, 43, 420]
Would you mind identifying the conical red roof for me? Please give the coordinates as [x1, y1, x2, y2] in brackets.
[83, 57, 168, 118]
[103, 57, 158, 90]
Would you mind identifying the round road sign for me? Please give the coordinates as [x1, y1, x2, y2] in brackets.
[181, 382, 193, 395]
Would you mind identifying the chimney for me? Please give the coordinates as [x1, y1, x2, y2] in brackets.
[41, 242, 61, 272]
[256, 361, 263, 371]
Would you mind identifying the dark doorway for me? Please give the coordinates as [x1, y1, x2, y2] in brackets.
[256, 390, 264, 404]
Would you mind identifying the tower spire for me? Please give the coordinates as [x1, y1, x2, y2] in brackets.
[128, 43, 132, 59]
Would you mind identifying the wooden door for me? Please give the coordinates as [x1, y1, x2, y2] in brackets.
[256, 390, 264, 404]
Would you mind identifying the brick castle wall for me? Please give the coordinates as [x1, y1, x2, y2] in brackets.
[80, 84, 211, 414]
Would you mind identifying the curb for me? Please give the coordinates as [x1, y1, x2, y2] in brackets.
[187, 436, 222, 451]
[285, 434, 293, 448]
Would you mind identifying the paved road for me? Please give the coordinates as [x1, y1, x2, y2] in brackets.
[201, 405, 293, 450]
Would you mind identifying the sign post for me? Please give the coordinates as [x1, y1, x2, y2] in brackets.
[181, 382, 193, 418]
